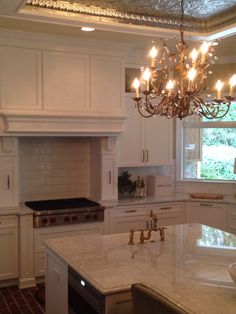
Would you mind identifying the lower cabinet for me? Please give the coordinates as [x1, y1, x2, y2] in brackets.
[0, 215, 18, 281]
[185, 202, 227, 231]
[109, 205, 148, 234]
[148, 202, 183, 227]
[34, 222, 104, 277]
[46, 251, 68, 314]
[227, 205, 236, 234]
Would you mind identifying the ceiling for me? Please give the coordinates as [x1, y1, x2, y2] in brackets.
[0, 0, 236, 58]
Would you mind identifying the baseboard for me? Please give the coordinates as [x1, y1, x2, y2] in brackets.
[18, 277, 36, 289]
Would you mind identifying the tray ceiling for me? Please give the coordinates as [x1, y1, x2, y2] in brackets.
[25, 0, 236, 33]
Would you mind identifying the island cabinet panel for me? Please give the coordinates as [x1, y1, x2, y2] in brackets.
[34, 223, 103, 277]
[227, 205, 236, 234]
[118, 96, 173, 167]
[46, 251, 67, 314]
[109, 205, 148, 234]
[185, 202, 227, 230]
[0, 46, 42, 110]
[148, 202, 184, 227]
[43, 51, 90, 112]
[90, 55, 124, 114]
[0, 215, 18, 281]
[106, 291, 132, 314]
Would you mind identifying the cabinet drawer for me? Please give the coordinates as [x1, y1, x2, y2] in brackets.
[0, 215, 18, 229]
[113, 206, 147, 218]
[149, 202, 183, 212]
[187, 202, 225, 209]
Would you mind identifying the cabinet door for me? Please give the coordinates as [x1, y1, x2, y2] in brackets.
[0, 227, 18, 280]
[90, 56, 124, 114]
[43, 51, 90, 112]
[0, 157, 18, 207]
[117, 96, 143, 166]
[143, 115, 173, 165]
[46, 252, 68, 314]
[0, 46, 42, 110]
[186, 202, 227, 230]
[102, 154, 118, 201]
[110, 206, 148, 234]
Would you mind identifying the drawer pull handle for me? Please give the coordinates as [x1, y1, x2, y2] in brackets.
[142, 150, 145, 162]
[200, 203, 213, 207]
[160, 207, 172, 210]
[7, 175, 10, 190]
[108, 171, 112, 184]
[146, 150, 149, 162]
[124, 209, 137, 213]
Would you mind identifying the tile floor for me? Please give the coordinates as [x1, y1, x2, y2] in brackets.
[0, 284, 45, 314]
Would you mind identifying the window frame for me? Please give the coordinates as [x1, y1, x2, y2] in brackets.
[176, 118, 236, 182]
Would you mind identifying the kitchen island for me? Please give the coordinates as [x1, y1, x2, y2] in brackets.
[45, 223, 236, 314]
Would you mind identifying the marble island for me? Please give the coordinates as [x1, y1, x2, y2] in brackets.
[45, 224, 236, 314]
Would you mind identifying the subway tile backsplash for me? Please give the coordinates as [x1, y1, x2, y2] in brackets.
[19, 137, 91, 201]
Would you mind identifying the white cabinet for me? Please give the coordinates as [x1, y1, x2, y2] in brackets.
[118, 96, 173, 166]
[148, 202, 183, 227]
[227, 205, 236, 234]
[46, 250, 68, 314]
[0, 157, 18, 207]
[0, 137, 18, 207]
[43, 51, 90, 112]
[91, 138, 118, 201]
[34, 222, 103, 277]
[0, 46, 42, 110]
[90, 56, 124, 114]
[0, 215, 18, 281]
[186, 202, 227, 231]
[109, 205, 148, 234]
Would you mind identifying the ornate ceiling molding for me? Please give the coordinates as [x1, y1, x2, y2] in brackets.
[25, 0, 236, 33]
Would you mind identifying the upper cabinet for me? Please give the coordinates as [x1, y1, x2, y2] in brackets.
[90, 56, 124, 115]
[0, 39, 125, 120]
[118, 96, 173, 166]
[43, 51, 90, 112]
[0, 46, 42, 110]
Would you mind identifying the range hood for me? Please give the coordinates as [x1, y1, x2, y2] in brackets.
[0, 112, 126, 136]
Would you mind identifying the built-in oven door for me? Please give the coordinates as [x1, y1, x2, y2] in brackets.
[68, 266, 105, 314]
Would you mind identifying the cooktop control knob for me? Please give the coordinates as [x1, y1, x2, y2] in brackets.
[72, 215, 78, 222]
[85, 213, 91, 220]
[50, 216, 56, 223]
[41, 217, 48, 225]
[93, 213, 98, 220]
[64, 215, 70, 223]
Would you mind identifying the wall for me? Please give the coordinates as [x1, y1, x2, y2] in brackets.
[19, 137, 90, 201]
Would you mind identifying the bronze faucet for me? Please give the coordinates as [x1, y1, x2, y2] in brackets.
[128, 228, 135, 245]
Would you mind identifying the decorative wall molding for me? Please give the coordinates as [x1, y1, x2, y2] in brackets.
[1, 112, 126, 136]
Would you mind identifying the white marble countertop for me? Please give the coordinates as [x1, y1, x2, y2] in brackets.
[102, 193, 236, 208]
[45, 223, 236, 314]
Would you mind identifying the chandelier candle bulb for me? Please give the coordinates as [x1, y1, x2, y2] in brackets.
[132, 78, 140, 98]
[216, 80, 224, 100]
[229, 74, 236, 97]
[191, 48, 198, 65]
[143, 68, 151, 91]
[200, 42, 210, 64]
[149, 46, 158, 67]
[188, 68, 197, 91]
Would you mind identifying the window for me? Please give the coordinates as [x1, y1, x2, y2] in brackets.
[177, 102, 236, 181]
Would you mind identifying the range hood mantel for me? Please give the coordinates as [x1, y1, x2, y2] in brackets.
[0, 112, 126, 136]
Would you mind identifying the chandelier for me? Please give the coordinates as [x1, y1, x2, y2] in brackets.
[132, 0, 236, 120]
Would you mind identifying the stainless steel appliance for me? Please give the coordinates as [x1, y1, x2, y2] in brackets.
[68, 266, 105, 314]
[25, 198, 105, 228]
